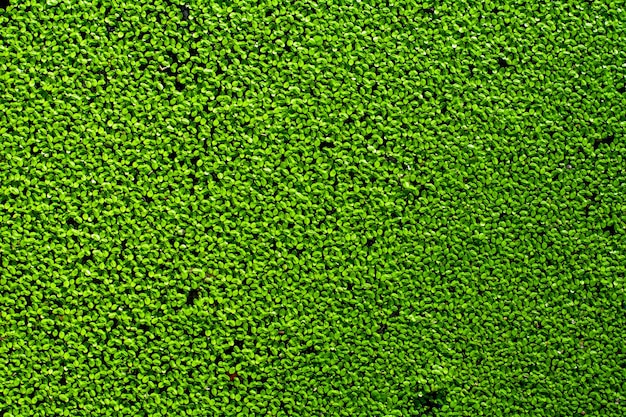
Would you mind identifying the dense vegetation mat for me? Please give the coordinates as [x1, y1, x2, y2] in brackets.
[1, 0, 625, 416]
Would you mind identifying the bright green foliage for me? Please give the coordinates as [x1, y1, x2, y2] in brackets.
[1, 0, 625, 415]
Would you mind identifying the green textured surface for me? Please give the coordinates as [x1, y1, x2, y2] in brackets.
[1, 0, 625, 415]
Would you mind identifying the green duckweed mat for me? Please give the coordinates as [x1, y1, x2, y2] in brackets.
[1, 0, 625, 416]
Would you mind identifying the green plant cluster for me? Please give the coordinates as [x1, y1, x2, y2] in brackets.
[1, 0, 625, 415]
